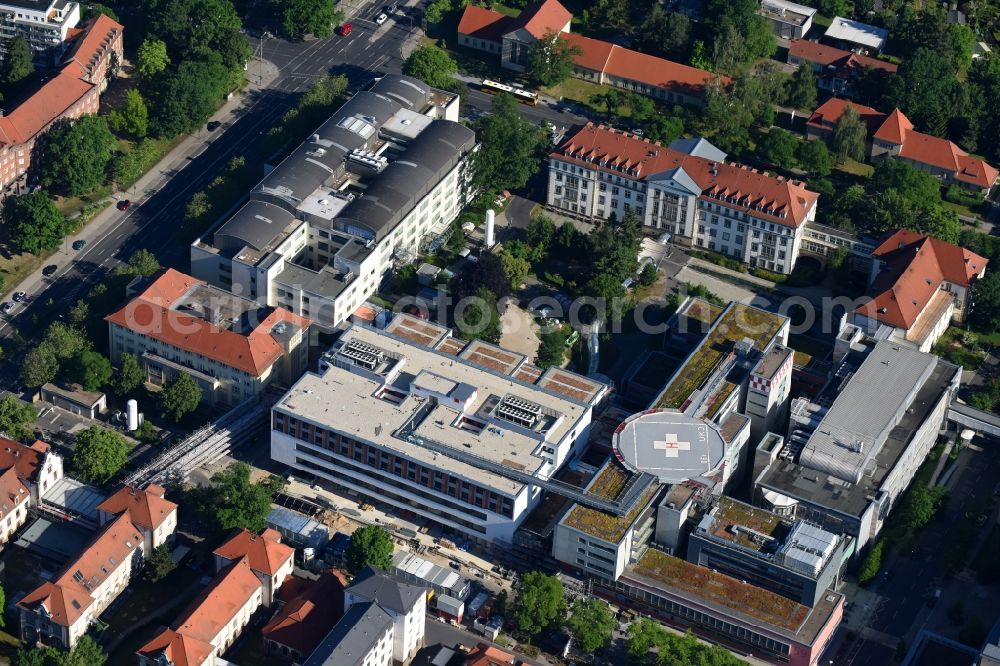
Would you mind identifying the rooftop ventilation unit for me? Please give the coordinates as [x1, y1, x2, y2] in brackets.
[496, 395, 543, 428]
[339, 339, 385, 371]
[347, 149, 388, 174]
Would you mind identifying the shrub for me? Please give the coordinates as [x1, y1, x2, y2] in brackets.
[542, 271, 565, 287]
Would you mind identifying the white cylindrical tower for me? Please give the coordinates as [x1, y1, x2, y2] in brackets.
[485, 209, 496, 248]
[126, 399, 139, 432]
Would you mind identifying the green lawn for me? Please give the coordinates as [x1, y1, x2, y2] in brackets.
[834, 158, 874, 178]
[933, 327, 988, 370]
[541, 78, 626, 115]
[943, 200, 983, 220]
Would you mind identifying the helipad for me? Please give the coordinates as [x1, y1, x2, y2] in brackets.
[612, 409, 726, 483]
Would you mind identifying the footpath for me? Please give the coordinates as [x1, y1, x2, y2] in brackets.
[11, 58, 281, 301]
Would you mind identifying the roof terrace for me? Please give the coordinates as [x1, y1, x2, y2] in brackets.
[657, 302, 787, 410]
[704, 497, 787, 554]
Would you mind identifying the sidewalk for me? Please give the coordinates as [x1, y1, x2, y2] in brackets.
[10, 58, 281, 301]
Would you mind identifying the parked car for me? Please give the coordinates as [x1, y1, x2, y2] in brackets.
[337, 22, 353, 36]
[384, 2, 398, 12]
[375, 12, 388, 25]
[1, 302, 15, 314]
[12, 292, 27, 302]
[42, 265, 58, 276]
[207, 120, 221, 131]
[72, 239, 86, 251]
[116, 199, 131, 211]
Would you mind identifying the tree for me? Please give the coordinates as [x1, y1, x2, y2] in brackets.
[590, 0, 629, 31]
[591, 88, 624, 115]
[280, 0, 342, 38]
[67, 300, 90, 327]
[971, 271, 1000, 333]
[71, 426, 130, 485]
[638, 262, 657, 286]
[148, 0, 244, 62]
[160, 372, 202, 421]
[566, 598, 615, 652]
[109, 89, 149, 139]
[1, 36, 34, 85]
[345, 524, 395, 573]
[299, 74, 349, 109]
[886, 48, 962, 135]
[830, 105, 867, 164]
[637, 6, 690, 59]
[498, 247, 530, 289]
[473, 92, 546, 193]
[185, 191, 212, 221]
[122, 249, 161, 277]
[858, 540, 884, 584]
[760, 128, 799, 168]
[21, 344, 58, 388]
[456, 287, 502, 344]
[64, 635, 107, 666]
[704, 0, 775, 74]
[201, 462, 283, 533]
[785, 62, 817, 110]
[151, 57, 230, 138]
[112, 353, 144, 397]
[83, 3, 119, 20]
[0, 395, 36, 441]
[146, 544, 176, 581]
[41, 116, 116, 196]
[527, 214, 555, 253]
[4, 191, 67, 255]
[68, 351, 113, 391]
[797, 139, 832, 176]
[402, 44, 457, 91]
[137, 38, 171, 80]
[424, 0, 454, 24]
[536, 329, 567, 369]
[898, 484, 946, 532]
[510, 571, 563, 635]
[527, 30, 581, 87]
[45, 322, 89, 361]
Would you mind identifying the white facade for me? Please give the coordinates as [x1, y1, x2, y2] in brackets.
[0, 0, 80, 65]
[0, 487, 28, 545]
[344, 589, 426, 664]
[546, 136, 817, 274]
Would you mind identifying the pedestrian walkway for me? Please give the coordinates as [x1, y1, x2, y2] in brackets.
[9, 58, 281, 302]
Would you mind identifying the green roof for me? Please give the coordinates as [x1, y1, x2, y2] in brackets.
[657, 303, 785, 410]
[630, 549, 810, 632]
[562, 463, 658, 543]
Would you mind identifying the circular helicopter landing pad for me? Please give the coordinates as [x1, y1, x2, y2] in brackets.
[613, 409, 726, 483]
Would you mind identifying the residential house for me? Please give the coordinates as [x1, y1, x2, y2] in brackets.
[547, 123, 819, 274]
[136, 557, 264, 666]
[804, 98, 886, 141]
[261, 570, 349, 662]
[871, 109, 999, 195]
[0, 14, 122, 195]
[304, 567, 427, 665]
[457, 0, 719, 106]
[137, 528, 295, 666]
[0, 0, 80, 66]
[823, 16, 888, 53]
[467, 643, 517, 666]
[212, 527, 295, 607]
[106, 268, 311, 407]
[758, 0, 816, 39]
[96, 483, 178, 553]
[0, 438, 63, 546]
[850, 229, 988, 351]
[18, 512, 167, 649]
[787, 40, 897, 97]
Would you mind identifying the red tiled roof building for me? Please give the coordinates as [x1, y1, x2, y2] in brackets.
[547, 123, 819, 274]
[852, 229, 988, 351]
[457, 0, 718, 106]
[105, 268, 311, 407]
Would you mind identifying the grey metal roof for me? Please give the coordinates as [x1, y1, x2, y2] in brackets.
[213, 200, 297, 254]
[669, 137, 728, 162]
[302, 601, 393, 666]
[348, 566, 425, 614]
[370, 74, 431, 110]
[43, 477, 106, 522]
[337, 120, 475, 240]
[799, 342, 937, 483]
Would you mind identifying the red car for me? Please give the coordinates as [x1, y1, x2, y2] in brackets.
[116, 199, 131, 211]
[337, 22, 352, 36]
